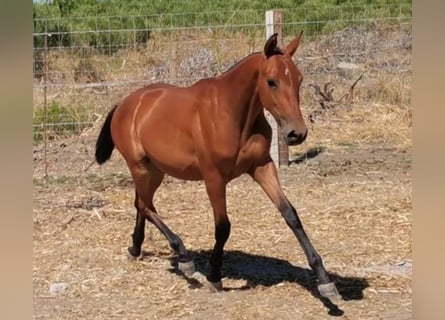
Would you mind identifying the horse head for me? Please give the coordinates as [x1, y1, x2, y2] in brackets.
[258, 32, 307, 146]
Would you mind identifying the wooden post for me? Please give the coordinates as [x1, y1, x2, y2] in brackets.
[265, 9, 289, 167]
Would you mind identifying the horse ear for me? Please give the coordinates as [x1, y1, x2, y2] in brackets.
[284, 31, 303, 57]
[264, 33, 279, 58]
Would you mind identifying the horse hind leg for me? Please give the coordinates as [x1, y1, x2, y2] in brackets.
[128, 162, 195, 276]
[127, 190, 146, 259]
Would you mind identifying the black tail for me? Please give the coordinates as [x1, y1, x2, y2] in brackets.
[95, 105, 117, 165]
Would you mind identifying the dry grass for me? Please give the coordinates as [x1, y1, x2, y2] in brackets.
[290, 101, 412, 158]
[33, 25, 411, 319]
[33, 138, 412, 319]
[33, 25, 411, 152]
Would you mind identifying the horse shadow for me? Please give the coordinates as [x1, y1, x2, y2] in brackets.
[289, 146, 326, 165]
[166, 249, 369, 317]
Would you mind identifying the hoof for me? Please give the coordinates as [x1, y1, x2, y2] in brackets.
[127, 247, 143, 261]
[191, 272, 223, 292]
[318, 282, 341, 301]
[208, 280, 223, 292]
[178, 261, 195, 277]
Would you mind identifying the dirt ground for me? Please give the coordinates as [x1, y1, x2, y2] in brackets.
[33, 136, 411, 319]
[33, 24, 412, 319]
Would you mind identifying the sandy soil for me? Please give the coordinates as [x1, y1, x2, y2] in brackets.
[33, 139, 411, 319]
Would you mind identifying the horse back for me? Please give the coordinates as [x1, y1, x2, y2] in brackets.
[110, 82, 207, 179]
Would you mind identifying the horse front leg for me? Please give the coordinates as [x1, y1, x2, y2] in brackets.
[193, 173, 231, 291]
[249, 158, 341, 300]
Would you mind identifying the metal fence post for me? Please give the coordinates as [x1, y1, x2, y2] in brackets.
[43, 18, 49, 178]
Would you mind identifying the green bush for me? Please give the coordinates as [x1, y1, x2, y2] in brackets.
[33, 102, 92, 142]
[33, 0, 412, 53]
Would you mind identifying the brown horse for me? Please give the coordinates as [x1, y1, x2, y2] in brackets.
[95, 33, 340, 300]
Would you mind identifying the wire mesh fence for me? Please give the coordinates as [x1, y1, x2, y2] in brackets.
[33, 3, 412, 177]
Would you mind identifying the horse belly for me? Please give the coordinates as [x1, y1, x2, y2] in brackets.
[151, 154, 203, 180]
[142, 138, 203, 181]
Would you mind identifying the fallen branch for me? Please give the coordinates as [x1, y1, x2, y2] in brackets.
[338, 73, 364, 104]
[309, 72, 365, 123]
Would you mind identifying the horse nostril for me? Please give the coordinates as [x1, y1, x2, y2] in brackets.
[287, 130, 298, 139]
[286, 130, 300, 144]
[286, 130, 307, 145]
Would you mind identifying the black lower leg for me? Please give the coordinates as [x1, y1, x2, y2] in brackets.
[207, 220, 231, 283]
[166, 232, 190, 263]
[280, 204, 331, 285]
[128, 209, 146, 257]
[147, 212, 192, 263]
[128, 192, 146, 257]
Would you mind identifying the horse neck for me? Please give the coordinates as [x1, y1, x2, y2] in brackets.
[217, 53, 263, 137]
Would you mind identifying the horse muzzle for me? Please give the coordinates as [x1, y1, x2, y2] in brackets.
[286, 129, 307, 146]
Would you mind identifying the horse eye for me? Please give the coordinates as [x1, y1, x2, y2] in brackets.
[267, 79, 278, 89]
